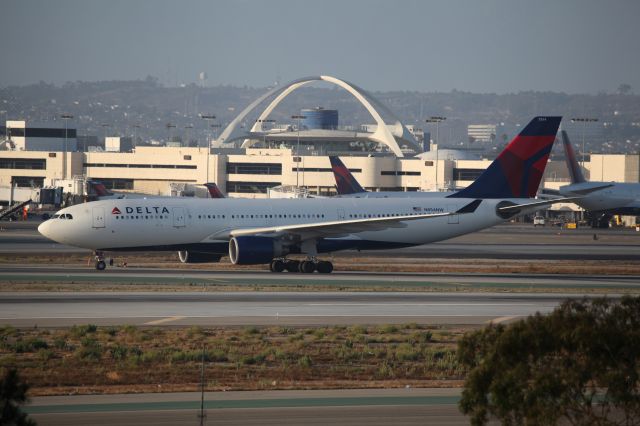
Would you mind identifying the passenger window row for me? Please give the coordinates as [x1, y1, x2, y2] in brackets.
[228, 213, 326, 219]
[114, 215, 167, 220]
[348, 212, 420, 218]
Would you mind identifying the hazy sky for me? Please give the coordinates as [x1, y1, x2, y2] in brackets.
[2, 0, 639, 93]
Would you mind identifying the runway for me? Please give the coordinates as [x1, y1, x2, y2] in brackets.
[28, 389, 477, 426]
[0, 291, 600, 327]
[1, 265, 639, 291]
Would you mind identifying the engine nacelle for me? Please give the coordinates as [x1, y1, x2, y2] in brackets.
[229, 236, 280, 265]
[177, 250, 222, 264]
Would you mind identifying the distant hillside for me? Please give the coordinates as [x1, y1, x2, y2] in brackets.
[1, 78, 639, 153]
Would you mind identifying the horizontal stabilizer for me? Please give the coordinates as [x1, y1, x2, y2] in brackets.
[456, 199, 482, 214]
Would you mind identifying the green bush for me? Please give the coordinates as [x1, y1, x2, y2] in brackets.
[12, 338, 48, 353]
[37, 348, 55, 362]
[244, 326, 259, 335]
[297, 355, 312, 368]
[395, 343, 420, 361]
[70, 324, 97, 338]
[109, 345, 128, 360]
[77, 337, 102, 361]
[378, 325, 398, 334]
[53, 337, 67, 350]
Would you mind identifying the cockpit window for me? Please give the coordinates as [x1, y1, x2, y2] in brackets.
[52, 214, 60, 219]
[65, 214, 73, 219]
[59, 215, 66, 219]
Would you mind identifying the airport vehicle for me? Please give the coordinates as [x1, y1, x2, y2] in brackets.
[39, 117, 565, 273]
[329, 156, 453, 198]
[558, 131, 640, 227]
[533, 215, 545, 226]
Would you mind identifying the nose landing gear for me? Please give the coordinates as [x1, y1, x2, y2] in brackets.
[94, 251, 106, 271]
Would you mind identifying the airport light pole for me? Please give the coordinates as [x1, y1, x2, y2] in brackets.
[198, 344, 206, 426]
[200, 114, 216, 188]
[291, 114, 306, 189]
[166, 123, 176, 145]
[425, 116, 446, 191]
[132, 124, 140, 149]
[570, 117, 599, 168]
[61, 114, 73, 180]
[184, 124, 193, 147]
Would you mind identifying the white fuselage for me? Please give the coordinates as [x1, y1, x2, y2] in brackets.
[559, 182, 640, 213]
[38, 196, 517, 253]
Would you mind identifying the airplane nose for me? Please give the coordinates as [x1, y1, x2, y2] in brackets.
[38, 220, 52, 239]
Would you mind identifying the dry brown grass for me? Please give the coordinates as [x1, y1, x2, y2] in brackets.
[0, 323, 468, 396]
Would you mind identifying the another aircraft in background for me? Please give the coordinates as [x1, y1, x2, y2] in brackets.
[88, 180, 225, 200]
[329, 156, 453, 198]
[558, 130, 640, 227]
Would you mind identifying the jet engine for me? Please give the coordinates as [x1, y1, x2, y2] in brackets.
[229, 236, 284, 265]
[177, 250, 222, 263]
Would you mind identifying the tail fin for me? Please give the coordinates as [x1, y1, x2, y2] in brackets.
[204, 183, 225, 198]
[87, 180, 114, 197]
[561, 130, 586, 184]
[329, 156, 366, 195]
[448, 116, 561, 199]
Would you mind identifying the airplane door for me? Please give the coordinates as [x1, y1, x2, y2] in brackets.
[92, 207, 105, 228]
[447, 204, 459, 224]
[337, 209, 345, 220]
[173, 207, 186, 228]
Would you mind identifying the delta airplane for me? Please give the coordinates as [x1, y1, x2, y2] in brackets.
[329, 156, 454, 198]
[39, 116, 566, 274]
[557, 130, 640, 226]
[88, 180, 225, 200]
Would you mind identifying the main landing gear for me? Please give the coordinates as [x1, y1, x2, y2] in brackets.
[269, 258, 333, 274]
[94, 251, 106, 271]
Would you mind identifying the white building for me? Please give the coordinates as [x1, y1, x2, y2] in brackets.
[4, 120, 78, 152]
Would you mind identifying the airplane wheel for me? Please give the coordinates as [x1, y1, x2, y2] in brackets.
[95, 260, 106, 271]
[285, 260, 300, 273]
[270, 259, 285, 273]
[299, 260, 316, 274]
[316, 261, 333, 274]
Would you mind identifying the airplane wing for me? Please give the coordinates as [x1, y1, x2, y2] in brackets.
[497, 197, 583, 214]
[563, 183, 615, 195]
[229, 199, 482, 240]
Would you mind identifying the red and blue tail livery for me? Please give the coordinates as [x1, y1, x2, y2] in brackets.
[561, 130, 586, 184]
[203, 182, 225, 199]
[329, 156, 366, 195]
[449, 116, 561, 199]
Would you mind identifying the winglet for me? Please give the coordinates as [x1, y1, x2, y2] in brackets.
[449, 116, 561, 199]
[456, 199, 482, 214]
[561, 131, 586, 184]
[329, 156, 366, 195]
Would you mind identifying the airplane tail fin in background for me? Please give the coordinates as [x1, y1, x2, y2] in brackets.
[87, 180, 114, 197]
[329, 156, 366, 195]
[448, 116, 562, 199]
[204, 183, 225, 199]
[561, 130, 586, 184]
